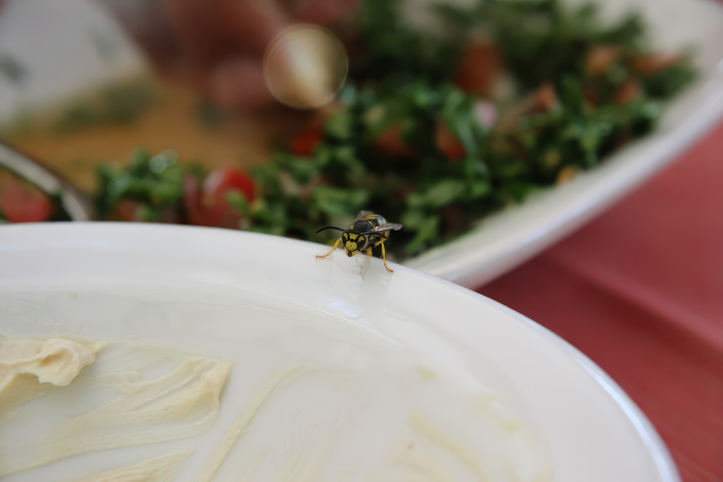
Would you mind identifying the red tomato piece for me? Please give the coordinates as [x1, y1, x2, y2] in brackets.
[533, 83, 557, 113]
[183, 175, 204, 226]
[184, 167, 255, 228]
[290, 123, 324, 156]
[613, 80, 640, 105]
[585, 45, 621, 77]
[631, 52, 682, 75]
[435, 121, 466, 161]
[0, 178, 53, 223]
[374, 124, 416, 158]
[454, 41, 502, 97]
[117, 199, 144, 222]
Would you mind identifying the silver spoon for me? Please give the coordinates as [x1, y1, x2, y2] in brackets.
[0, 142, 94, 221]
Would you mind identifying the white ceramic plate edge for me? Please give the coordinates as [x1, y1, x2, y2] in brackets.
[398, 263, 681, 481]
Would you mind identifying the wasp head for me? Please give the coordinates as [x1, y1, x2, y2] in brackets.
[341, 231, 366, 257]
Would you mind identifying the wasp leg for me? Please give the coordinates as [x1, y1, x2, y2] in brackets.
[316, 238, 342, 259]
[359, 248, 373, 278]
[380, 241, 394, 273]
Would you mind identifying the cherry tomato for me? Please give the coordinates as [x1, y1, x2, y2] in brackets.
[435, 121, 466, 161]
[0, 178, 53, 223]
[117, 199, 144, 222]
[612, 80, 640, 105]
[290, 123, 324, 156]
[374, 124, 416, 158]
[454, 41, 502, 97]
[184, 167, 255, 228]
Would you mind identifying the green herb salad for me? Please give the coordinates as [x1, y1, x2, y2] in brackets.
[88, 0, 695, 259]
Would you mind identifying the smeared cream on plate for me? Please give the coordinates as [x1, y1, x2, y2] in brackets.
[0, 338, 232, 478]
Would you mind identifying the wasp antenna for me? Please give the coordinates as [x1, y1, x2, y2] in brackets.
[316, 226, 346, 234]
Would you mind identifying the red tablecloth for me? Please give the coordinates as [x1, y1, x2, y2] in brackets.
[477, 121, 723, 481]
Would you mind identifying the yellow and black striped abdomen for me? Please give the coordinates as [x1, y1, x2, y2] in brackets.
[362, 214, 387, 228]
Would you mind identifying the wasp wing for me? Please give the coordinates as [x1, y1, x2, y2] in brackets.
[373, 223, 403, 233]
[354, 210, 375, 222]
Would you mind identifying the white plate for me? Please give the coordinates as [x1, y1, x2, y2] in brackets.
[1, 0, 721, 288]
[0, 223, 678, 481]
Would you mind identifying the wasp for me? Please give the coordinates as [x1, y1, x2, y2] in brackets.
[316, 211, 403, 272]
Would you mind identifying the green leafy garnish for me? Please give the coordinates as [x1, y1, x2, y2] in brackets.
[95, 148, 184, 221]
